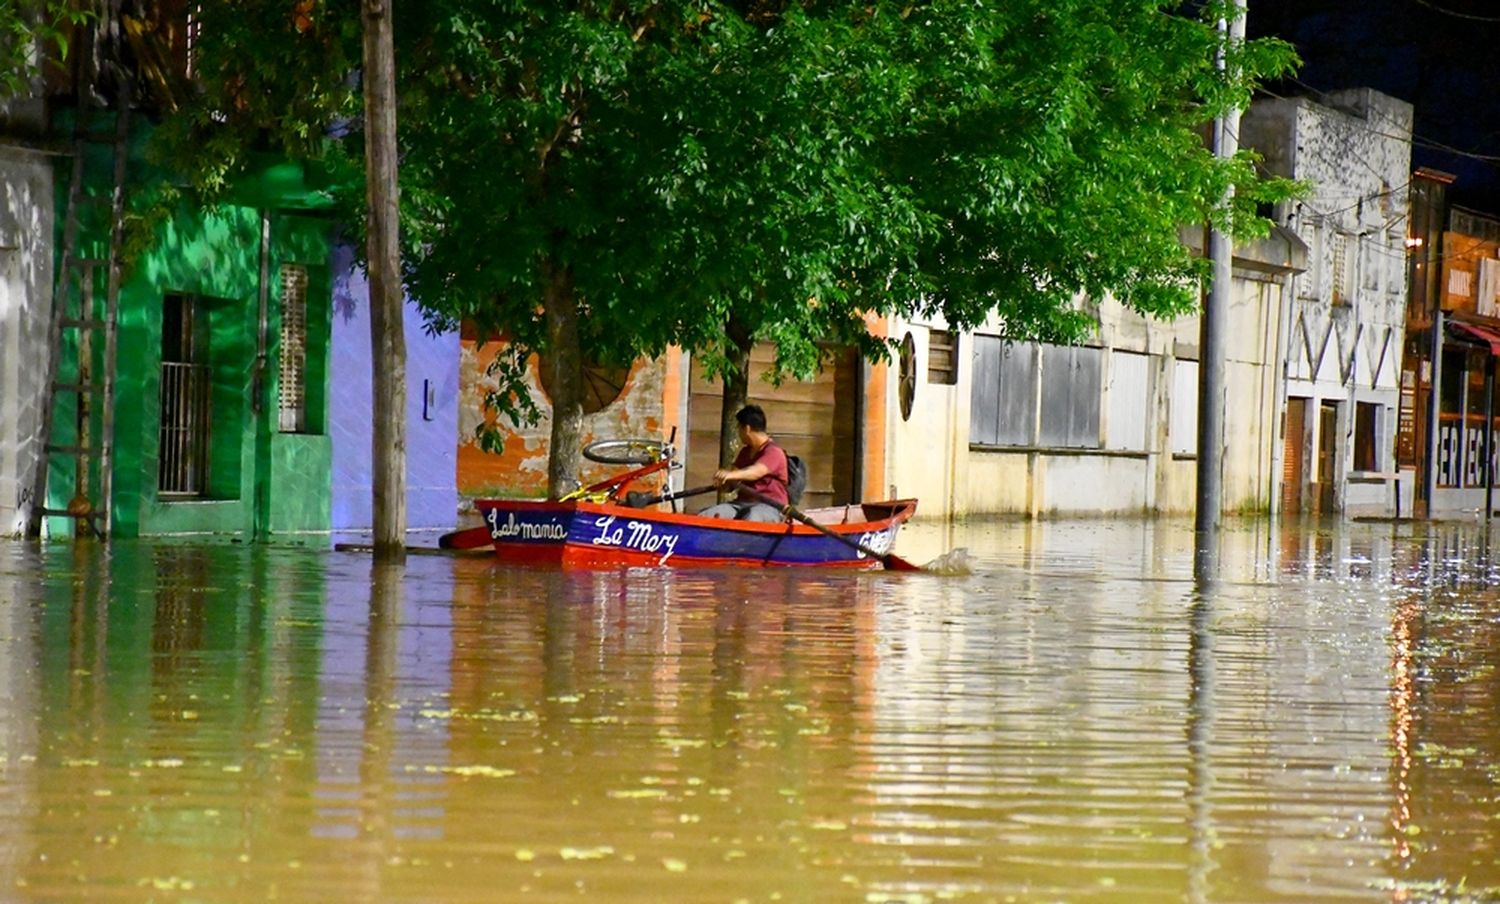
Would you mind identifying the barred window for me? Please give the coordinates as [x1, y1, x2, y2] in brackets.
[278, 264, 309, 433]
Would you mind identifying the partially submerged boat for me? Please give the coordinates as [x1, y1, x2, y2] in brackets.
[473, 496, 916, 569]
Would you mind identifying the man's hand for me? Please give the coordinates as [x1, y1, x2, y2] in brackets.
[713, 468, 735, 488]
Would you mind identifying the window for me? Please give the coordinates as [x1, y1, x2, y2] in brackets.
[969, 336, 1036, 446]
[927, 329, 957, 385]
[1331, 232, 1355, 305]
[159, 295, 211, 495]
[898, 332, 916, 421]
[1038, 345, 1101, 448]
[278, 264, 309, 433]
[1170, 359, 1199, 455]
[1105, 350, 1150, 452]
[1353, 402, 1380, 472]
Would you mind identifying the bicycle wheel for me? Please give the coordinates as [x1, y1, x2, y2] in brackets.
[582, 438, 664, 465]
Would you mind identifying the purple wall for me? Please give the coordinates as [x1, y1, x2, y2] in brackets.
[330, 244, 460, 531]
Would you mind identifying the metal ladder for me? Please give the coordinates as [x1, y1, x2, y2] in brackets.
[24, 98, 130, 540]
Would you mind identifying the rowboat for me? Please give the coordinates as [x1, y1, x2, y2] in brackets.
[472, 497, 917, 569]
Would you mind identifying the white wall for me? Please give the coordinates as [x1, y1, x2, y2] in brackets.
[0, 148, 54, 536]
[888, 266, 1294, 519]
[1243, 90, 1413, 516]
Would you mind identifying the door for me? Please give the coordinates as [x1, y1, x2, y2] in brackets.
[1318, 401, 1339, 513]
[1282, 397, 1305, 514]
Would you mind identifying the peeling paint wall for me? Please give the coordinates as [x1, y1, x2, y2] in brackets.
[457, 340, 670, 502]
[0, 148, 52, 536]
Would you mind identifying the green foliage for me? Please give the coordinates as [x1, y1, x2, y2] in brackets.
[147, 0, 1299, 450]
[0, 1, 91, 99]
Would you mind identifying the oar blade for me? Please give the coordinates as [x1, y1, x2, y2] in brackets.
[881, 554, 923, 572]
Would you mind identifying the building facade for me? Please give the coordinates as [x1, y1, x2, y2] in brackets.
[329, 244, 460, 533]
[1241, 88, 1415, 517]
[0, 145, 54, 535]
[884, 229, 1305, 519]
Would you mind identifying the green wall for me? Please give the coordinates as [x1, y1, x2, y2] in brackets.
[48, 117, 334, 539]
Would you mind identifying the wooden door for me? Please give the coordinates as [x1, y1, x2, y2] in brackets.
[686, 344, 859, 510]
[1282, 397, 1305, 515]
[1318, 401, 1339, 513]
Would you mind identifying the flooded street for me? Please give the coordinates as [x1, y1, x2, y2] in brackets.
[0, 519, 1496, 902]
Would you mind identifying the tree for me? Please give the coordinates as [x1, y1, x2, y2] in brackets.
[0, 1, 90, 100]
[152, 1, 1297, 498]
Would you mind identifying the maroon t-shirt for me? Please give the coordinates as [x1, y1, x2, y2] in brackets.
[734, 441, 789, 507]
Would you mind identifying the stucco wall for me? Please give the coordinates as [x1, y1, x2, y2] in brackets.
[456, 344, 670, 503]
[885, 319, 968, 514]
[0, 148, 52, 536]
[893, 265, 1293, 519]
[329, 244, 460, 531]
[1242, 90, 1412, 516]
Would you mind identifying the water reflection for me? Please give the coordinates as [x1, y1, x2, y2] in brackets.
[0, 520, 1497, 901]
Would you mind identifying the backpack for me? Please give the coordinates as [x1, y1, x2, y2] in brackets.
[785, 453, 808, 506]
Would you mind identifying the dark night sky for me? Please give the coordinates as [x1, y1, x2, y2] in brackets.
[1247, 0, 1500, 210]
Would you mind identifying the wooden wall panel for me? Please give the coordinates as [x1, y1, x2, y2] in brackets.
[686, 344, 858, 511]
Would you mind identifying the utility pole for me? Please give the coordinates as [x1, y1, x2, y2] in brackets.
[1195, 0, 1246, 581]
[362, 0, 407, 561]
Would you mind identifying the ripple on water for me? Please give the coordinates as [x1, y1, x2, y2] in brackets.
[0, 520, 1497, 901]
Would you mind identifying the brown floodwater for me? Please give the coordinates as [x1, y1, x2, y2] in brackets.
[0, 518, 1496, 902]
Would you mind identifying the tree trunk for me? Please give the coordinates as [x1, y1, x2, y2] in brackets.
[362, 0, 406, 561]
[716, 317, 753, 501]
[544, 263, 585, 500]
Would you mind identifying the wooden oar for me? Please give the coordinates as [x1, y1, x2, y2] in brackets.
[623, 484, 717, 508]
[737, 486, 922, 572]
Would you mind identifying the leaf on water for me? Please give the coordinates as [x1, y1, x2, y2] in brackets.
[515, 849, 536, 862]
[62, 758, 99, 768]
[410, 764, 516, 779]
[418, 708, 537, 723]
[560, 846, 615, 861]
[662, 858, 688, 873]
[809, 819, 847, 831]
[141, 758, 184, 769]
[657, 736, 706, 750]
[607, 789, 669, 800]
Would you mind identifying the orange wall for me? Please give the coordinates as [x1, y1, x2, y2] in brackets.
[457, 340, 671, 499]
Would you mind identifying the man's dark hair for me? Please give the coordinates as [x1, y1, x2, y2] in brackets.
[735, 404, 767, 432]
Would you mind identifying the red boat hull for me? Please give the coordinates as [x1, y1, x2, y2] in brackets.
[473, 498, 917, 569]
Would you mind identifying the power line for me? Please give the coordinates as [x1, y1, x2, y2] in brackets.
[1410, 0, 1500, 23]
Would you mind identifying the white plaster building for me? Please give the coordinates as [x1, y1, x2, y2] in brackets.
[0, 145, 54, 536]
[884, 227, 1306, 519]
[1241, 88, 1415, 517]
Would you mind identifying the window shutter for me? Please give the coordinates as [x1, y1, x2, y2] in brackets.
[278, 264, 309, 433]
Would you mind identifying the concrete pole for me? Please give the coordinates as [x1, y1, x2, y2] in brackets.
[362, 0, 407, 561]
[1195, 0, 1245, 580]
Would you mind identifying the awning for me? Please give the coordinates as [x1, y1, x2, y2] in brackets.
[1449, 320, 1500, 356]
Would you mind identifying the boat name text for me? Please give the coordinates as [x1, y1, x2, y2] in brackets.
[488, 510, 568, 541]
[591, 516, 679, 563]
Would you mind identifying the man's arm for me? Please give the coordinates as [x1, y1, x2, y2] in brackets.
[714, 462, 770, 487]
